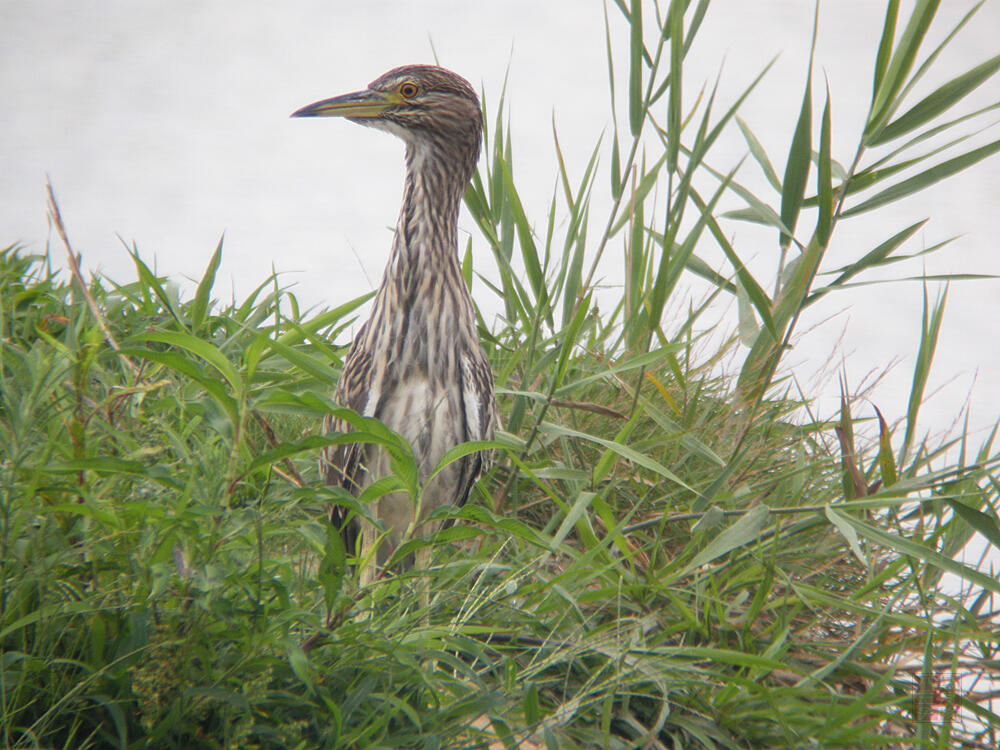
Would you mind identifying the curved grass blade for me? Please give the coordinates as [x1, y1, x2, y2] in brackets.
[678, 505, 770, 578]
[538, 421, 696, 494]
[843, 137, 1000, 217]
[736, 116, 782, 192]
[871, 52, 1000, 146]
[816, 86, 832, 247]
[806, 220, 927, 303]
[837, 511, 1000, 595]
[872, 0, 900, 99]
[778, 8, 815, 251]
[867, 0, 940, 138]
[191, 236, 223, 334]
[132, 330, 242, 392]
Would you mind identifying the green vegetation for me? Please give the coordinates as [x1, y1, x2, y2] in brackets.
[3, 1, 999, 747]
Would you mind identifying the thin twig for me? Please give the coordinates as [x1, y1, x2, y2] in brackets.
[251, 410, 306, 487]
[549, 398, 626, 420]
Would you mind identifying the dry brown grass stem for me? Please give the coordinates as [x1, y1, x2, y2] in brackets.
[45, 179, 139, 378]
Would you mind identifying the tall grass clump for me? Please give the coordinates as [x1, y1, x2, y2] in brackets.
[3, 1, 1000, 747]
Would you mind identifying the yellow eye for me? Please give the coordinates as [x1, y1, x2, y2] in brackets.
[399, 82, 419, 98]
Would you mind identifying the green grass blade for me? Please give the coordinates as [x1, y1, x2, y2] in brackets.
[946, 499, 1000, 550]
[678, 506, 770, 578]
[551, 116, 574, 208]
[861, 99, 1000, 176]
[736, 116, 782, 192]
[816, 87, 833, 247]
[127, 246, 184, 326]
[666, 0, 683, 169]
[265, 334, 339, 383]
[901, 284, 947, 464]
[825, 505, 867, 566]
[499, 157, 550, 326]
[121, 346, 239, 423]
[738, 228, 827, 400]
[836, 510, 1000, 595]
[538, 421, 696, 494]
[843, 137, 1000, 217]
[133, 330, 242, 393]
[609, 152, 667, 236]
[276, 291, 372, 347]
[686, 187, 775, 337]
[887, 1, 986, 126]
[807, 219, 928, 303]
[871, 52, 1000, 146]
[655, 162, 738, 321]
[866, 0, 940, 138]
[874, 406, 898, 487]
[871, 0, 900, 99]
[778, 11, 815, 251]
[628, 0, 644, 137]
[191, 235, 223, 334]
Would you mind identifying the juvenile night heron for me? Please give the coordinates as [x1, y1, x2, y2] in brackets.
[292, 65, 497, 584]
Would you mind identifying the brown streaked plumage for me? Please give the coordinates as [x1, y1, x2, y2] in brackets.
[292, 65, 497, 583]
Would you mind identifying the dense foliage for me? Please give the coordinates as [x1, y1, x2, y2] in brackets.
[3, 1, 999, 747]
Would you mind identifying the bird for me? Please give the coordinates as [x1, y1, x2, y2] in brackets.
[292, 65, 498, 586]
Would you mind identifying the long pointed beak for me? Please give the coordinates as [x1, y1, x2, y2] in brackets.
[291, 89, 393, 119]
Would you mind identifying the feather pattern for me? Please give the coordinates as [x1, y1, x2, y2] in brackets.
[313, 65, 498, 568]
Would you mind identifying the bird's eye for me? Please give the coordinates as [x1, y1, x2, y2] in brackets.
[399, 82, 419, 98]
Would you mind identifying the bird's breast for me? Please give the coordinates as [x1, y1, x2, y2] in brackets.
[376, 373, 464, 473]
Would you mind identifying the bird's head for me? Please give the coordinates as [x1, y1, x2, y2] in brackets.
[292, 64, 482, 174]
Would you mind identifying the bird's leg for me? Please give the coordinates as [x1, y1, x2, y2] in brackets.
[415, 545, 432, 612]
[358, 524, 381, 588]
[396, 487, 434, 613]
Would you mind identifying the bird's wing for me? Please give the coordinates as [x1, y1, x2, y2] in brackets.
[320, 328, 376, 548]
[453, 349, 499, 508]
[465, 350, 498, 443]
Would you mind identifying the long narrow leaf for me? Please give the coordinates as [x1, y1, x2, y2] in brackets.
[133, 330, 242, 393]
[807, 220, 927, 303]
[666, 0, 683, 169]
[816, 88, 833, 247]
[499, 157, 550, 325]
[844, 138, 1000, 217]
[678, 506, 770, 577]
[191, 236, 223, 333]
[628, 0, 644, 137]
[736, 116, 782, 191]
[867, 0, 940, 137]
[835, 510, 1000, 595]
[872, 0, 900, 99]
[871, 52, 1000, 145]
[901, 284, 947, 463]
[778, 8, 815, 250]
[538, 421, 696, 494]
